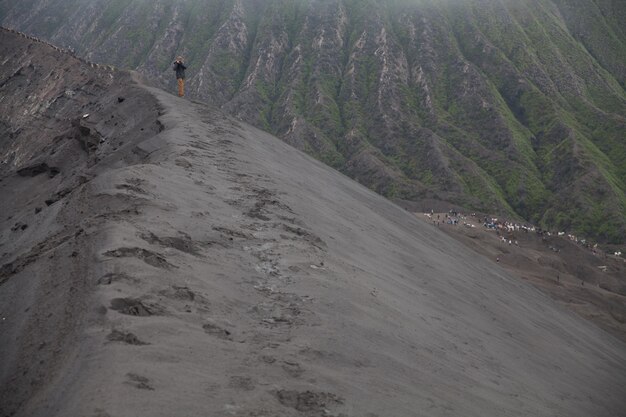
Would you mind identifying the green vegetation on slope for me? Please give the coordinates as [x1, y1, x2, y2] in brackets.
[1, 0, 625, 242]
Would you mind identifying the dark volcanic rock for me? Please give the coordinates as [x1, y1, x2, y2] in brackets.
[0, 28, 162, 417]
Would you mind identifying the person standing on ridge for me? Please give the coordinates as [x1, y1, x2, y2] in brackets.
[173, 56, 186, 97]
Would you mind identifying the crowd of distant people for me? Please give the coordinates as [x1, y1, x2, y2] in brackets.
[424, 208, 624, 259]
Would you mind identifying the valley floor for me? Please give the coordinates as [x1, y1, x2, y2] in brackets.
[416, 212, 626, 343]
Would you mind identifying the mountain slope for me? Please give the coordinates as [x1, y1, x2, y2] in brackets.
[2, 28, 626, 417]
[2, 0, 626, 243]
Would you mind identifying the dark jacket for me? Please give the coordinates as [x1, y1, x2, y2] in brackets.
[173, 61, 186, 79]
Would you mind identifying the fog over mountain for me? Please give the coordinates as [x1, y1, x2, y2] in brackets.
[2, 0, 625, 243]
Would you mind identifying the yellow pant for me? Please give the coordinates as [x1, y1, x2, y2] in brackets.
[177, 78, 185, 97]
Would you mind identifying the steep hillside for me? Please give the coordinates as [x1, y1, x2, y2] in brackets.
[2, 0, 626, 243]
[2, 28, 626, 417]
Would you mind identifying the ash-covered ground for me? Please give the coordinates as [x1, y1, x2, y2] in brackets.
[1, 28, 625, 417]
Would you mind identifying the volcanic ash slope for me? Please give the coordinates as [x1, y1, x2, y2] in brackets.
[1, 50, 626, 417]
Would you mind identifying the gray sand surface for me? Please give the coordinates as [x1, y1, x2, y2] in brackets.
[2, 63, 626, 415]
[414, 211, 626, 344]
